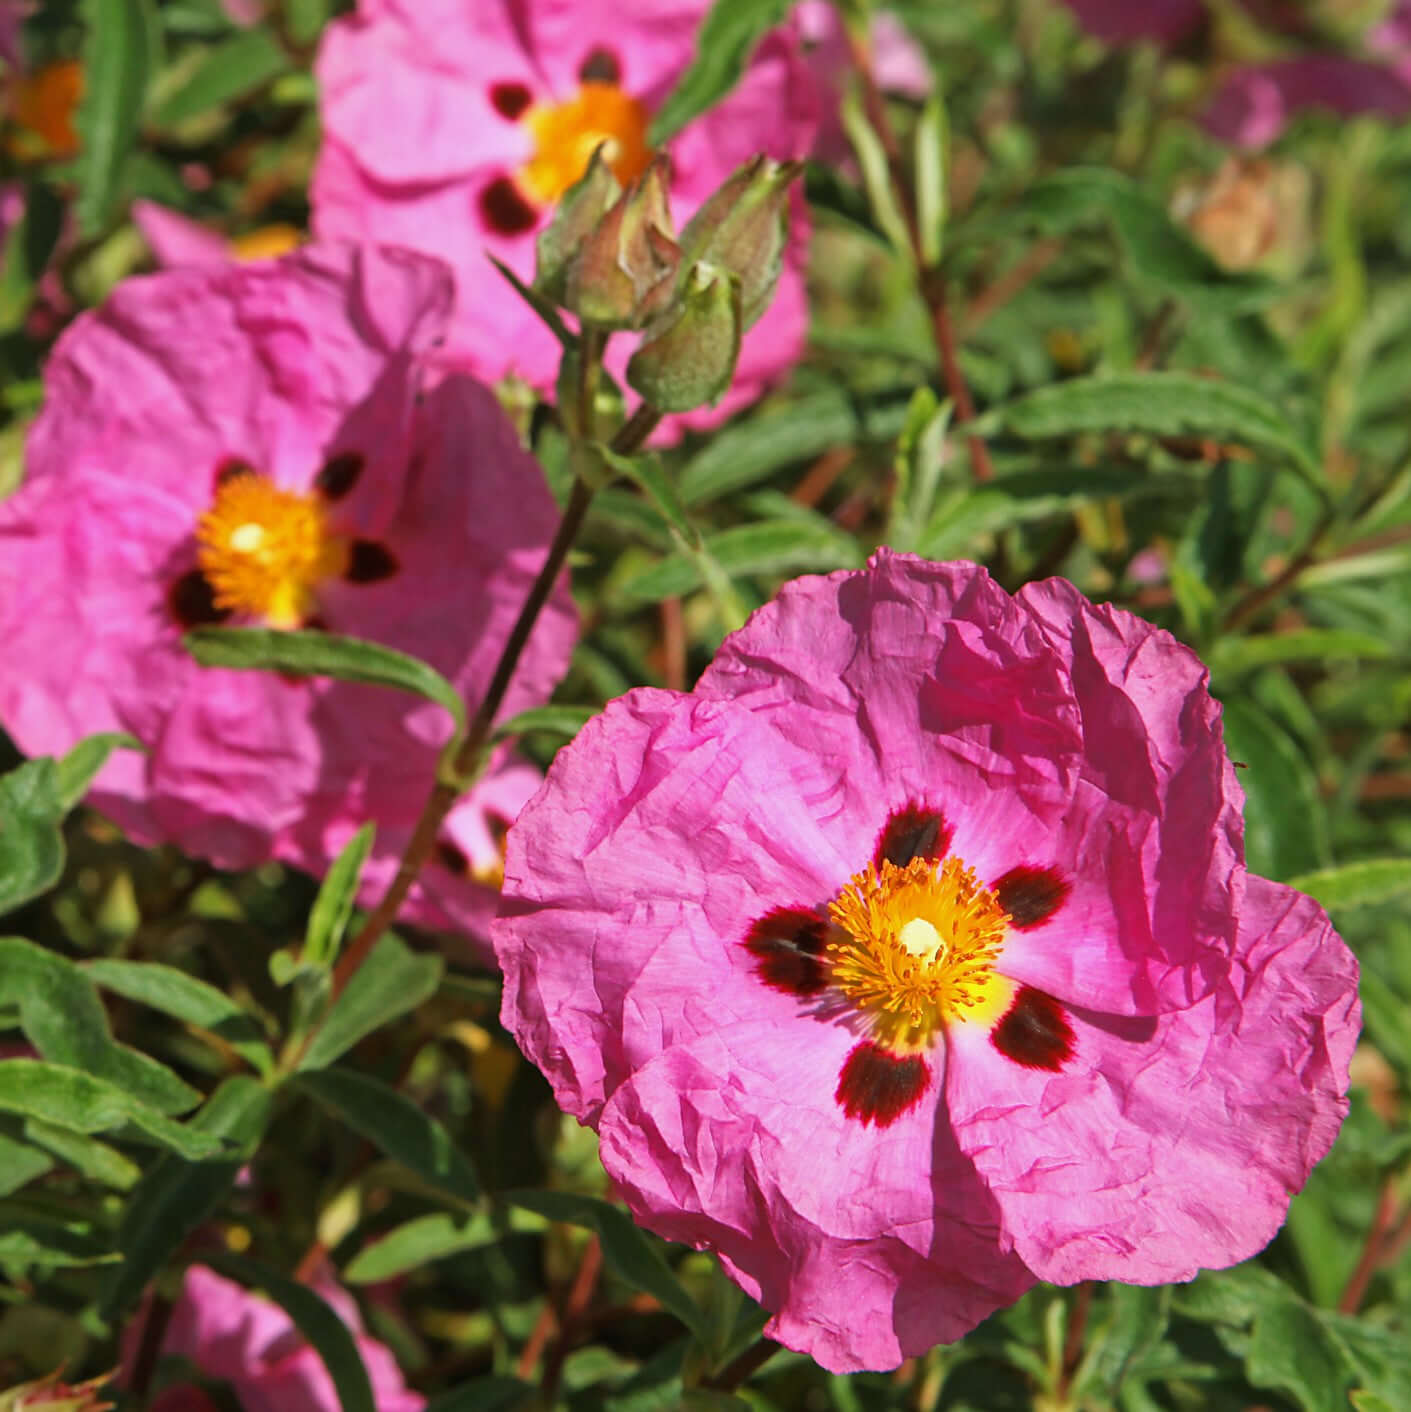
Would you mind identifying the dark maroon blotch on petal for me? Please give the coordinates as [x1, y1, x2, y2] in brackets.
[344, 541, 399, 584]
[873, 802, 952, 870]
[490, 81, 533, 120]
[993, 863, 1071, 929]
[578, 47, 621, 84]
[991, 986, 1075, 1072]
[167, 569, 230, 629]
[835, 1042, 930, 1127]
[436, 838, 471, 876]
[213, 457, 256, 490]
[480, 177, 538, 235]
[744, 906, 828, 997]
[315, 451, 365, 502]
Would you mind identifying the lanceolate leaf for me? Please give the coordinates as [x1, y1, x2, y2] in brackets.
[84, 957, 273, 1076]
[0, 757, 65, 914]
[296, 934, 443, 1072]
[344, 1211, 501, 1284]
[0, 938, 200, 1113]
[649, 0, 792, 143]
[303, 823, 376, 970]
[984, 373, 1322, 486]
[294, 1067, 480, 1204]
[506, 1189, 708, 1340]
[100, 1075, 273, 1318]
[1288, 859, 1411, 911]
[0, 1059, 221, 1159]
[184, 628, 466, 734]
[75, 0, 160, 235]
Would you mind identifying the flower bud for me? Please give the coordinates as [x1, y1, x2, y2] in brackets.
[0, 1371, 114, 1412]
[626, 261, 742, 412]
[564, 154, 681, 329]
[533, 145, 622, 304]
[676, 155, 802, 329]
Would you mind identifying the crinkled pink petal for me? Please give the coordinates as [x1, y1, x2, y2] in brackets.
[1060, 0, 1205, 44]
[1206, 56, 1411, 147]
[132, 200, 231, 269]
[1, 243, 575, 938]
[495, 550, 1360, 1370]
[598, 1019, 1034, 1373]
[313, 2, 819, 437]
[946, 874, 1358, 1285]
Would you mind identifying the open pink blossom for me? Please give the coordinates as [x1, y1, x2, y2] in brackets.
[1062, 0, 1411, 144]
[0, 243, 575, 961]
[495, 551, 1359, 1373]
[132, 1264, 421, 1412]
[312, 0, 819, 437]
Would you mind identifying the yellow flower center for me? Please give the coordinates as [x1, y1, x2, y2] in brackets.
[827, 856, 1013, 1050]
[228, 224, 303, 263]
[520, 82, 652, 205]
[195, 471, 349, 629]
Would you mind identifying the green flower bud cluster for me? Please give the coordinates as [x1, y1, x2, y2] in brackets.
[533, 147, 801, 412]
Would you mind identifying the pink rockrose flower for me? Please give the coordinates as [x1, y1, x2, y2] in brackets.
[312, 0, 819, 437]
[131, 1264, 422, 1412]
[494, 551, 1360, 1373]
[1058, 0, 1205, 44]
[1205, 54, 1411, 145]
[1062, 0, 1411, 144]
[0, 244, 575, 962]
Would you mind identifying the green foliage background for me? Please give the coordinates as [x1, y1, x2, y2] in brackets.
[1, 0, 1410, 1408]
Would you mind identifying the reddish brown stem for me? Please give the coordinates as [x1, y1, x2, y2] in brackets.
[327, 404, 662, 1003]
[539, 1235, 604, 1400]
[661, 596, 686, 692]
[962, 238, 1063, 334]
[847, 26, 995, 486]
[701, 1336, 782, 1392]
[1339, 1177, 1401, 1314]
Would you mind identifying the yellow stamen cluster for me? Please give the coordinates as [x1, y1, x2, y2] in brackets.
[195, 471, 348, 629]
[521, 82, 652, 204]
[827, 856, 1012, 1050]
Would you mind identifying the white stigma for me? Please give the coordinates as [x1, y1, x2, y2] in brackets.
[230, 522, 266, 554]
[898, 917, 944, 963]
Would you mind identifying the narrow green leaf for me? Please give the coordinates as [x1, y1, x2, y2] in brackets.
[1246, 1297, 1353, 1411]
[23, 1118, 141, 1190]
[0, 757, 64, 913]
[1210, 629, 1391, 677]
[649, 0, 792, 143]
[184, 628, 466, 734]
[297, 934, 443, 1072]
[986, 372, 1321, 485]
[914, 93, 947, 269]
[100, 1074, 272, 1318]
[0, 181, 63, 334]
[75, 0, 160, 235]
[55, 732, 142, 810]
[622, 518, 861, 602]
[487, 254, 573, 348]
[0, 1059, 221, 1159]
[493, 705, 598, 744]
[424, 1376, 534, 1412]
[1287, 859, 1411, 911]
[0, 1218, 119, 1274]
[0, 938, 200, 1113]
[1222, 701, 1328, 880]
[83, 957, 273, 1077]
[599, 446, 701, 548]
[0, 1132, 54, 1197]
[838, 84, 912, 258]
[206, 1255, 376, 1412]
[677, 389, 910, 506]
[294, 1067, 480, 1204]
[1015, 167, 1277, 313]
[506, 1190, 707, 1340]
[303, 823, 375, 970]
[153, 26, 289, 126]
[344, 1210, 500, 1284]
